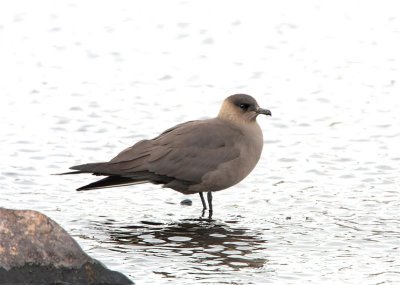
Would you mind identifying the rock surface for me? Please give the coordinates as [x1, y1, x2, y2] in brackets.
[0, 207, 133, 285]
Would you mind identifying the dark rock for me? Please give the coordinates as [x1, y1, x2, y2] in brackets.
[0, 207, 133, 285]
[180, 199, 192, 206]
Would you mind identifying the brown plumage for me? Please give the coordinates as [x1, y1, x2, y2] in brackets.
[65, 94, 271, 217]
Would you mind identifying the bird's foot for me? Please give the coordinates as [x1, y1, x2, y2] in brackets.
[200, 209, 213, 220]
[208, 209, 213, 219]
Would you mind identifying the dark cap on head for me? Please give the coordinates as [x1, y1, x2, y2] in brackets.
[226, 94, 259, 108]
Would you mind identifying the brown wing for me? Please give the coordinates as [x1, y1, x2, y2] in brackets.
[78, 119, 242, 183]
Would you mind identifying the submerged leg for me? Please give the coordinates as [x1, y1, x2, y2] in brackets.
[199, 192, 207, 210]
[207, 191, 213, 218]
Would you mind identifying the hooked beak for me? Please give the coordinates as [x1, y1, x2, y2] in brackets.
[256, 107, 272, 116]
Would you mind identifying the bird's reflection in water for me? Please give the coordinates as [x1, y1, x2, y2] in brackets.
[96, 218, 267, 270]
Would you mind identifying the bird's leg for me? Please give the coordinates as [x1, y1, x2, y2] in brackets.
[199, 192, 207, 210]
[207, 191, 213, 218]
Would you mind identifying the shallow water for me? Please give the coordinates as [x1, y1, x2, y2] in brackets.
[1, 1, 400, 284]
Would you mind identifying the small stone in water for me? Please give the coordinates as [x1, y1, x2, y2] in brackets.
[180, 199, 192, 206]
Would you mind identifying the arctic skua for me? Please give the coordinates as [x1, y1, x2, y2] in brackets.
[64, 94, 271, 217]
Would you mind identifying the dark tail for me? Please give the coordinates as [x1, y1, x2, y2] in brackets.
[54, 170, 86, 175]
[69, 162, 108, 172]
[54, 162, 108, 175]
[59, 161, 175, 191]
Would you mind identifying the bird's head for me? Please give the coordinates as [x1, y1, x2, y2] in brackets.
[218, 94, 271, 123]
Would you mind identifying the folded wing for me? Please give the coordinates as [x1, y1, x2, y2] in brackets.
[71, 119, 242, 191]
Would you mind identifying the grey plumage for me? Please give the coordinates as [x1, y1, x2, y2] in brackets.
[65, 94, 271, 216]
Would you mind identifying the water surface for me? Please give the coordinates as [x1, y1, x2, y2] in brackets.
[1, 1, 399, 284]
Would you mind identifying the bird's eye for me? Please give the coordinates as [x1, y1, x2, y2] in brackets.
[239, 103, 250, 110]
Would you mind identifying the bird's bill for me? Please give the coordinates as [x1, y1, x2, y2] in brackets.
[256, 108, 272, 116]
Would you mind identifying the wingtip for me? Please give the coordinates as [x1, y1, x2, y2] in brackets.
[76, 185, 92, 191]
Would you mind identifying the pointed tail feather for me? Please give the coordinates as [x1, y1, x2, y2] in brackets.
[54, 170, 86, 175]
[70, 162, 108, 173]
[54, 162, 108, 175]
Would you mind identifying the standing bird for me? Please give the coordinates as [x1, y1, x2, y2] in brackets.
[64, 94, 271, 218]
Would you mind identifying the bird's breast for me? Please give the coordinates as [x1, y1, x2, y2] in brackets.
[197, 122, 264, 192]
[236, 123, 264, 177]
